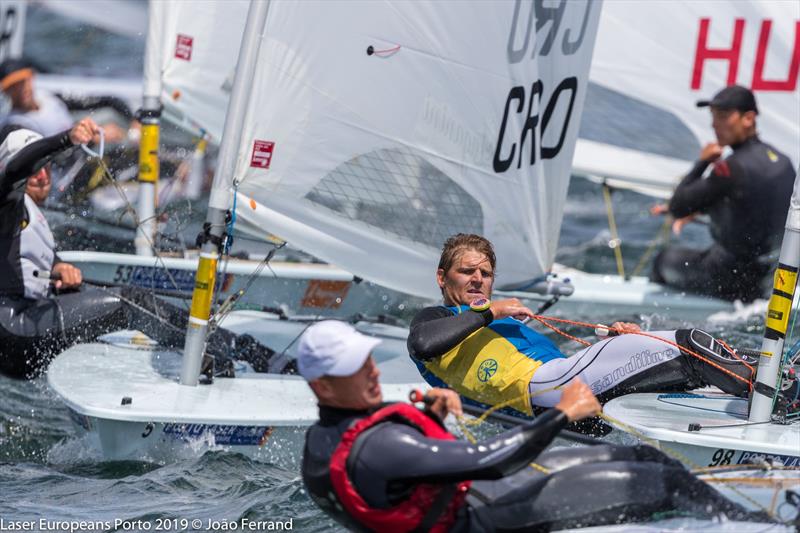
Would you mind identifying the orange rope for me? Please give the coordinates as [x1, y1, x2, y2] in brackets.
[718, 338, 756, 373]
[531, 315, 754, 391]
[531, 316, 591, 347]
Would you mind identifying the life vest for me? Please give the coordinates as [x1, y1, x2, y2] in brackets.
[415, 305, 565, 415]
[329, 403, 470, 533]
[20, 193, 56, 299]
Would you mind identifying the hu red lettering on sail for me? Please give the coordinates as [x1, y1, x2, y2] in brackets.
[250, 141, 275, 169]
[692, 18, 800, 91]
[175, 34, 193, 61]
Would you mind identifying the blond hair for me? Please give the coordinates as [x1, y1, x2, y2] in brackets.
[438, 234, 496, 274]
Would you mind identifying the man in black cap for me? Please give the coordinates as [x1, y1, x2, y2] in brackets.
[651, 85, 796, 301]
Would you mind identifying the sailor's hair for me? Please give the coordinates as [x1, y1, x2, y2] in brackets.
[0, 58, 35, 91]
[438, 233, 496, 274]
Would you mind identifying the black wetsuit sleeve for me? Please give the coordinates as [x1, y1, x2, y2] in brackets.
[408, 306, 492, 361]
[668, 159, 737, 218]
[58, 94, 134, 121]
[352, 409, 568, 488]
[0, 130, 73, 199]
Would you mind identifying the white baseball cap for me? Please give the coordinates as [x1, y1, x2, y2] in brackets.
[297, 320, 382, 381]
[0, 128, 43, 170]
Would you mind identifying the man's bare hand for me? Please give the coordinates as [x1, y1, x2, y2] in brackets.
[68, 117, 101, 146]
[555, 379, 601, 422]
[425, 388, 463, 420]
[610, 322, 641, 334]
[671, 214, 697, 235]
[700, 142, 722, 163]
[489, 298, 535, 322]
[52, 262, 82, 290]
[650, 203, 668, 216]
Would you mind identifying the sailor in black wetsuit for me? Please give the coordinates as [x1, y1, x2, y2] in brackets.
[299, 320, 772, 531]
[0, 118, 277, 378]
[651, 85, 796, 302]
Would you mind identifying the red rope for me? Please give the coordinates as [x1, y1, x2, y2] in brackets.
[371, 45, 401, 56]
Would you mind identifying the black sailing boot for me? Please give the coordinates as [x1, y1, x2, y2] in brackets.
[675, 329, 757, 398]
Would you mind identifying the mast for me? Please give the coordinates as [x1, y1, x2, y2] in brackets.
[135, 0, 164, 257]
[180, 0, 271, 386]
[749, 170, 800, 422]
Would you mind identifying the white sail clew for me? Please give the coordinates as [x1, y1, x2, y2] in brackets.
[153, 0, 250, 142]
[577, 0, 800, 196]
[232, 0, 601, 299]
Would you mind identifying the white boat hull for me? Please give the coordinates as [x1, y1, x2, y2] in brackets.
[66, 409, 312, 468]
[59, 251, 428, 319]
[47, 312, 427, 467]
[604, 391, 800, 469]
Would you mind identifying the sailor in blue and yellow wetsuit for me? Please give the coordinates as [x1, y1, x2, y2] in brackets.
[409, 234, 756, 416]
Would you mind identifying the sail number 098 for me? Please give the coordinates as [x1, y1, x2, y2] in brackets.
[708, 448, 736, 466]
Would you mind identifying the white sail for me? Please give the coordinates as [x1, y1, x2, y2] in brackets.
[232, 0, 601, 299]
[0, 1, 25, 63]
[579, 0, 800, 195]
[38, 0, 145, 38]
[155, 0, 250, 141]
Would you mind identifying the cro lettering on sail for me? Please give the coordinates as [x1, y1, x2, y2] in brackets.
[494, 1, 596, 174]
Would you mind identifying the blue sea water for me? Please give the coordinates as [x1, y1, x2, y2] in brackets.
[1, 4, 790, 532]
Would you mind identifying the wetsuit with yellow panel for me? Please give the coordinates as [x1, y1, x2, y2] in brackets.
[408, 305, 564, 415]
[408, 305, 757, 415]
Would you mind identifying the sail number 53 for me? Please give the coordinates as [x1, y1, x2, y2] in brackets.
[708, 448, 736, 466]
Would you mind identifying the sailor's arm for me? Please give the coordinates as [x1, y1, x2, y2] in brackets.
[668, 143, 736, 218]
[352, 381, 600, 484]
[669, 160, 737, 218]
[407, 306, 486, 360]
[1, 118, 100, 197]
[58, 94, 134, 121]
[0, 131, 68, 200]
[408, 299, 536, 360]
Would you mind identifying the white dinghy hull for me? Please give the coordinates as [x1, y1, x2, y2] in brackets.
[47, 312, 426, 467]
[604, 391, 800, 468]
[59, 251, 426, 319]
